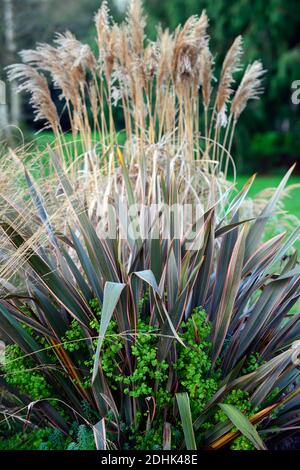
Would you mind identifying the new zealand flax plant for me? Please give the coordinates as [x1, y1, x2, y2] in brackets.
[0, 149, 300, 450]
[1, 0, 300, 452]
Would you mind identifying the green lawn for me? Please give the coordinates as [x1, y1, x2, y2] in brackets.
[28, 132, 300, 219]
[236, 175, 300, 220]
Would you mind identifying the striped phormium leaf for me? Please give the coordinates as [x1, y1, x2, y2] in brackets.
[0, 160, 300, 450]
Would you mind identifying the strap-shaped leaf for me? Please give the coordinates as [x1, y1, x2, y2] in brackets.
[24, 166, 58, 249]
[69, 229, 103, 304]
[134, 270, 185, 356]
[163, 422, 172, 450]
[62, 248, 93, 302]
[92, 282, 126, 383]
[0, 220, 91, 326]
[245, 165, 295, 260]
[208, 404, 276, 449]
[219, 174, 256, 225]
[209, 212, 240, 323]
[0, 302, 49, 363]
[0, 300, 54, 339]
[49, 149, 119, 283]
[212, 225, 247, 362]
[176, 393, 197, 450]
[218, 403, 266, 450]
[134, 270, 161, 296]
[263, 224, 300, 276]
[93, 418, 107, 450]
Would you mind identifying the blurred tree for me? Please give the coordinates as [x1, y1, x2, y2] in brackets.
[145, 0, 300, 172]
[0, 0, 114, 134]
[1, 0, 299, 171]
[3, 0, 20, 128]
[0, 0, 50, 138]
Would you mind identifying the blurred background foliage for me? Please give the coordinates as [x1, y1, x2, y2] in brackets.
[0, 0, 300, 173]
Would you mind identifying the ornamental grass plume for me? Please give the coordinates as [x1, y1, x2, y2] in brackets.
[6, 0, 265, 177]
[7, 64, 60, 135]
[231, 60, 265, 121]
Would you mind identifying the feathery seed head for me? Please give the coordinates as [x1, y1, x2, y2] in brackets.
[231, 60, 266, 120]
[7, 64, 59, 131]
[216, 35, 243, 126]
[199, 43, 214, 108]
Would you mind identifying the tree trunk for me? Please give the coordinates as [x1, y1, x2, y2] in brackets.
[0, 79, 11, 141]
[3, 0, 21, 127]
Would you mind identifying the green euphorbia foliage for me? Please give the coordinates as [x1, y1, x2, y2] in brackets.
[2, 300, 264, 450]
[4, 344, 51, 400]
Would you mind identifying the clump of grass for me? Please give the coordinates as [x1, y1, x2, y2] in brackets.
[6, 0, 265, 177]
[1, 0, 267, 243]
